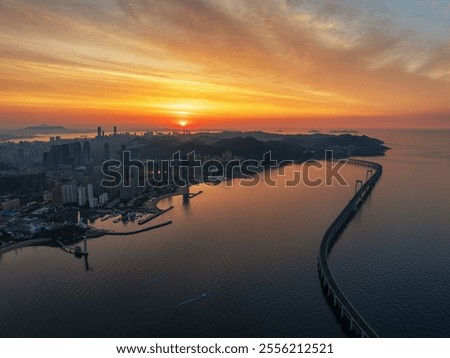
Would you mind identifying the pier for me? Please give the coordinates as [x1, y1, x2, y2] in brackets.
[104, 220, 173, 236]
[318, 158, 382, 338]
[58, 236, 88, 258]
[138, 206, 174, 225]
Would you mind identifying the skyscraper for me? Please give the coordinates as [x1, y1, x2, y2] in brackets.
[103, 142, 110, 160]
[61, 184, 77, 204]
[52, 184, 63, 207]
[87, 183, 94, 200]
[82, 141, 91, 164]
[69, 142, 82, 167]
[77, 186, 87, 207]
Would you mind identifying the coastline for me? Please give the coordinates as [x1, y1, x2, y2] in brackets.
[0, 238, 52, 256]
[145, 184, 203, 210]
[145, 191, 185, 210]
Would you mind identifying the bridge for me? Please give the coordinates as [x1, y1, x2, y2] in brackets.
[318, 158, 382, 338]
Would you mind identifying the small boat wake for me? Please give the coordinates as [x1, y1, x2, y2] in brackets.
[177, 291, 216, 306]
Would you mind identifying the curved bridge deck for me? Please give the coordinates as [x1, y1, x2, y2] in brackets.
[318, 158, 382, 338]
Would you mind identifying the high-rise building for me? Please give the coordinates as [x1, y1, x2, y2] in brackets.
[61, 184, 77, 204]
[82, 141, 91, 164]
[88, 197, 98, 208]
[92, 165, 105, 196]
[52, 184, 63, 207]
[49, 144, 62, 168]
[70, 142, 82, 167]
[61, 144, 72, 167]
[43, 143, 79, 168]
[97, 126, 102, 137]
[77, 186, 87, 207]
[103, 142, 110, 160]
[113, 126, 117, 135]
[98, 192, 109, 205]
[87, 183, 94, 200]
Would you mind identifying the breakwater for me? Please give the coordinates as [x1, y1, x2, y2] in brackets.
[105, 220, 173, 236]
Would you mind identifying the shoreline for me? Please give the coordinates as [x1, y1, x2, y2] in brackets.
[145, 184, 203, 210]
[145, 191, 185, 210]
[0, 238, 52, 255]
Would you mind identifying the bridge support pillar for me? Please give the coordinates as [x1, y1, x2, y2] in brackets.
[355, 179, 363, 195]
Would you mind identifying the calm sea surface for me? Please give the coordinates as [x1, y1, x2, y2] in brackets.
[0, 129, 449, 337]
[329, 128, 450, 338]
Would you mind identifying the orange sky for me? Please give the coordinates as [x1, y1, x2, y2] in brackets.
[0, 0, 449, 130]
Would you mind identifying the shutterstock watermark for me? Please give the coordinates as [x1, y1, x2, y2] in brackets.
[100, 150, 349, 189]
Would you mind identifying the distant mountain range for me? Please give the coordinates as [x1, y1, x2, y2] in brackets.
[0, 125, 89, 139]
[138, 131, 389, 161]
[19, 124, 92, 134]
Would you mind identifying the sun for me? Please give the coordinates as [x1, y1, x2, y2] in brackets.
[179, 120, 188, 127]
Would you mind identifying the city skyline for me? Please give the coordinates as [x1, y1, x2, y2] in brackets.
[1, 0, 450, 130]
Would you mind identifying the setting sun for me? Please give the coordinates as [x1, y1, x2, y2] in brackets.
[179, 120, 188, 127]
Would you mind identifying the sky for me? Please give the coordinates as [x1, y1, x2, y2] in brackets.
[0, 0, 449, 130]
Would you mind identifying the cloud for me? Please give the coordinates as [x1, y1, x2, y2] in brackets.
[0, 0, 449, 128]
